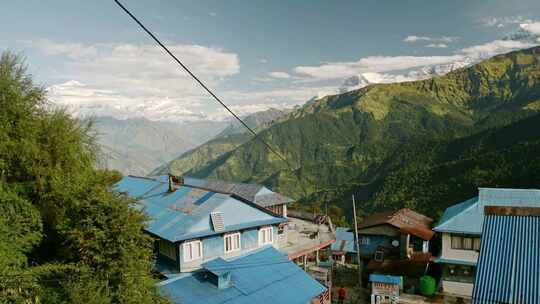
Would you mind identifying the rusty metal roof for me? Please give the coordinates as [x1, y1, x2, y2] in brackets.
[358, 208, 434, 240]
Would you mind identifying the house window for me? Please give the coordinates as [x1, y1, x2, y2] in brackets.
[224, 232, 241, 253]
[473, 237, 481, 251]
[183, 240, 202, 262]
[462, 237, 473, 250]
[159, 239, 177, 261]
[451, 235, 463, 249]
[267, 205, 283, 216]
[444, 265, 476, 283]
[451, 235, 481, 251]
[259, 226, 273, 246]
[359, 236, 370, 245]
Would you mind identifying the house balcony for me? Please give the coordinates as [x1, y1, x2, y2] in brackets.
[279, 212, 336, 261]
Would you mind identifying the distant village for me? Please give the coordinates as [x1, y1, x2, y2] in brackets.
[115, 174, 540, 304]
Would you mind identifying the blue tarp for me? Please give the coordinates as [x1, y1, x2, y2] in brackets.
[158, 246, 326, 304]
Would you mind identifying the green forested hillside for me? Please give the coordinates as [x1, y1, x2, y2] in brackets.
[0, 53, 166, 302]
[183, 47, 540, 217]
[362, 111, 540, 218]
[153, 108, 289, 176]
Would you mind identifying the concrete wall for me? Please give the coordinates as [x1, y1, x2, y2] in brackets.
[440, 233, 479, 263]
[442, 280, 473, 297]
[176, 225, 280, 272]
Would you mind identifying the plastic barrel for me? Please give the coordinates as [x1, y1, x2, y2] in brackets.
[419, 275, 436, 296]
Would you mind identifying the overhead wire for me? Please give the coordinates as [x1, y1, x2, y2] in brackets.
[112, 0, 295, 173]
[112, 0, 313, 197]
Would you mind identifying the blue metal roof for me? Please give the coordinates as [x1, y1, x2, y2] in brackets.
[331, 227, 356, 253]
[369, 274, 402, 285]
[158, 246, 326, 304]
[433, 258, 476, 266]
[183, 176, 294, 207]
[434, 188, 540, 234]
[472, 214, 540, 304]
[116, 176, 286, 242]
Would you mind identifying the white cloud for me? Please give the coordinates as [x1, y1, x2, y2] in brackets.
[209, 12, 217, 17]
[30, 39, 99, 59]
[403, 36, 431, 43]
[426, 43, 448, 48]
[293, 55, 464, 80]
[294, 38, 536, 81]
[404, 35, 458, 43]
[259, 58, 268, 64]
[520, 22, 540, 36]
[461, 39, 535, 58]
[47, 80, 208, 122]
[268, 71, 291, 79]
[440, 36, 459, 43]
[33, 40, 240, 122]
[482, 16, 532, 28]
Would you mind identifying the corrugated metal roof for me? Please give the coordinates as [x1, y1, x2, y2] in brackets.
[116, 176, 286, 242]
[369, 274, 402, 285]
[434, 188, 540, 234]
[472, 213, 540, 304]
[331, 227, 356, 253]
[158, 246, 326, 304]
[182, 177, 294, 207]
[433, 258, 476, 266]
[358, 208, 434, 240]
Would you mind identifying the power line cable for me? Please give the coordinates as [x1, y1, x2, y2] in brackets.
[112, 0, 295, 173]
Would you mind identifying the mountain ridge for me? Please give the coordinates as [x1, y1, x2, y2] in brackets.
[151, 108, 291, 176]
[174, 46, 540, 214]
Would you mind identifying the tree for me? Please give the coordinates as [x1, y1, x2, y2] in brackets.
[0, 51, 167, 303]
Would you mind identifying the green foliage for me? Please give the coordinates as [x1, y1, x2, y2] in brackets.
[0, 52, 166, 303]
[169, 46, 540, 220]
[158, 108, 290, 177]
[365, 112, 540, 218]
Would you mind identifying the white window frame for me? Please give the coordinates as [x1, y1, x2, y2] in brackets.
[259, 226, 274, 246]
[224, 232, 241, 253]
[183, 240, 203, 262]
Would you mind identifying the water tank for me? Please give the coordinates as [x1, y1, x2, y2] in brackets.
[419, 275, 436, 296]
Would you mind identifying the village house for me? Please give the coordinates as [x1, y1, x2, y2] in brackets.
[472, 206, 540, 304]
[176, 177, 336, 269]
[115, 174, 333, 303]
[331, 227, 358, 264]
[354, 208, 434, 293]
[158, 246, 330, 304]
[357, 208, 433, 262]
[433, 187, 540, 298]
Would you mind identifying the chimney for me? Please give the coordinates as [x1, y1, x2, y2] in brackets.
[168, 174, 184, 192]
[168, 174, 174, 192]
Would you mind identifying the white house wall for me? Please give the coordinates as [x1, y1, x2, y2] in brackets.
[178, 226, 280, 272]
[440, 233, 479, 263]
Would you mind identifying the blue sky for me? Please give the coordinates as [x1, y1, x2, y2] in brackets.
[2, 0, 540, 121]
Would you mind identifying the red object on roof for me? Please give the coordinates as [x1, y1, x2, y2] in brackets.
[358, 208, 435, 240]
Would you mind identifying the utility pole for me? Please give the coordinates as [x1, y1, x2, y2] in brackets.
[352, 194, 362, 287]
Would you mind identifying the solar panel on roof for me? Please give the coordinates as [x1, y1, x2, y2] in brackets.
[211, 212, 225, 232]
